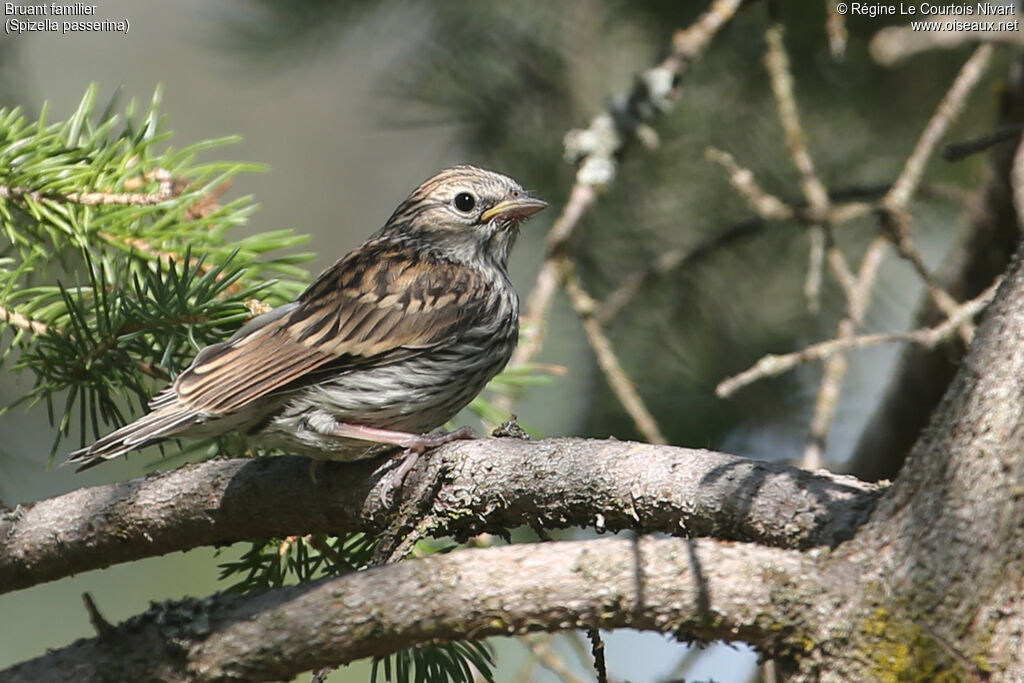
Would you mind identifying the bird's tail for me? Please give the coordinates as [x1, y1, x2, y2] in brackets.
[64, 406, 197, 472]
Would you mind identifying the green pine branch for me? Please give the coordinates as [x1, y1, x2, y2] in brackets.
[0, 84, 312, 454]
[0, 84, 524, 683]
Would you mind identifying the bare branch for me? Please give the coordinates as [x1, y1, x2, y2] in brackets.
[943, 125, 1024, 162]
[704, 147, 794, 220]
[717, 277, 1000, 397]
[875, 45, 993, 348]
[97, 227, 246, 299]
[563, 268, 667, 444]
[802, 46, 991, 467]
[802, 234, 888, 468]
[0, 185, 171, 207]
[704, 146, 860, 320]
[525, 635, 586, 683]
[847, 69, 1024, 482]
[509, 0, 746, 376]
[825, 1, 848, 59]
[596, 183, 905, 327]
[0, 437, 880, 595]
[764, 24, 831, 220]
[1, 537, 820, 683]
[882, 208, 975, 345]
[765, 21, 832, 315]
[884, 44, 993, 211]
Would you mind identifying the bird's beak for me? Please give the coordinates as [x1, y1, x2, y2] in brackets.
[480, 192, 548, 223]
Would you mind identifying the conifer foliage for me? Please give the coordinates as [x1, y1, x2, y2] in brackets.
[0, 86, 498, 683]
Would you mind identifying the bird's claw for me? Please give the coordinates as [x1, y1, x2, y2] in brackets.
[377, 426, 477, 506]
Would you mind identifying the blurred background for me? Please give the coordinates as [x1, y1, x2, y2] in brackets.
[0, 1, 1007, 681]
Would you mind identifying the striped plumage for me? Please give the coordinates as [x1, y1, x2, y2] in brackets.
[66, 166, 546, 471]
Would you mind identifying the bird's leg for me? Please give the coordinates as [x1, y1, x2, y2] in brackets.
[322, 422, 476, 452]
[322, 421, 477, 504]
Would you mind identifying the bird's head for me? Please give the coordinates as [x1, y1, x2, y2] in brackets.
[379, 166, 547, 268]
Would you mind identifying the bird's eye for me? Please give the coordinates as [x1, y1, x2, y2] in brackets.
[453, 192, 476, 213]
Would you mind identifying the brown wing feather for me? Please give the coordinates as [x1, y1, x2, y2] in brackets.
[172, 243, 490, 415]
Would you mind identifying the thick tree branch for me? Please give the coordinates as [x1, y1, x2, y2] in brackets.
[0, 437, 879, 595]
[793, 235, 1024, 680]
[1, 537, 820, 683]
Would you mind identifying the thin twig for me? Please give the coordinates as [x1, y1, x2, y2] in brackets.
[306, 534, 348, 569]
[597, 183, 898, 327]
[588, 628, 608, 683]
[716, 278, 1000, 397]
[507, 0, 746, 381]
[764, 22, 832, 316]
[881, 208, 975, 345]
[884, 45, 994, 211]
[825, 1, 848, 59]
[764, 24, 831, 219]
[880, 44, 993, 345]
[0, 169, 173, 207]
[564, 267, 667, 444]
[801, 45, 993, 468]
[804, 347, 846, 469]
[851, 235, 890, 325]
[704, 147, 794, 220]
[943, 125, 1024, 162]
[97, 230, 245, 298]
[705, 145, 862, 323]
[802, 233, 888, 468]
[564, 631, 600, 674]
[0, 304, 50, 335]
[81, 592, 115, 638]
[525, 634, 587, 683]
[805, 227, 826, 314]
[0, 303, 169, 380]
[824, 231, 858, 306]
[827, 201, 875, 225]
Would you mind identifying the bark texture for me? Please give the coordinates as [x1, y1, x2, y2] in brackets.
[1, 537, 820, 683]
[796, 240, 1024, 680]
[0, 438, 878, 594]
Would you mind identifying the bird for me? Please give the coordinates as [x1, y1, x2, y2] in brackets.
[66, 165, 547, 476]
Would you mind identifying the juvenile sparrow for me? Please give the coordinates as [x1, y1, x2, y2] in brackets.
[67, 166, 547, 472]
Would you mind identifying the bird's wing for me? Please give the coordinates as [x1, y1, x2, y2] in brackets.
[172, 245, 491, 415]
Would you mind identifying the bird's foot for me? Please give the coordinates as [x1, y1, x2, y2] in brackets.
[372, 426, 477, 507]
[320, 421, 477, 506]
[322, 421, 475, 452]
